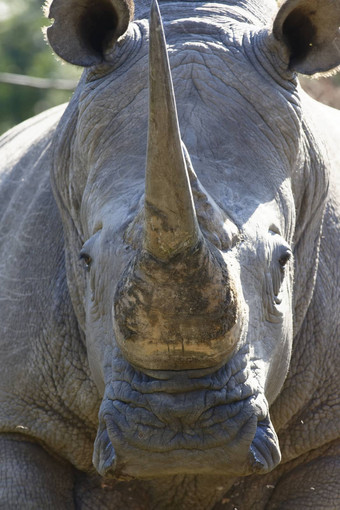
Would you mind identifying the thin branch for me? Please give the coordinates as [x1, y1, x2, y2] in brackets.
[0, 72, 78, 90]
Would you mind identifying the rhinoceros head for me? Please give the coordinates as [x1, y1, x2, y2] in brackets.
[46, 0, 340, 479]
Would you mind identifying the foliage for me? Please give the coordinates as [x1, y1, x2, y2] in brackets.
[0, 0, 81, 135]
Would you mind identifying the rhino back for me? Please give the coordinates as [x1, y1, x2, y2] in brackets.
[0, 106, 100, 471]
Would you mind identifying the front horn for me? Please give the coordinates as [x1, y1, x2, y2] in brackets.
[113, 0, 240, 371]
[144, 0, 200, 261]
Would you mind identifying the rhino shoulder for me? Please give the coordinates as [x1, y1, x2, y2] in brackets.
[0, 103, 100, 471]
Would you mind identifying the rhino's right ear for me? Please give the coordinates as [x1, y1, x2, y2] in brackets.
[45, 0, 134, 67]
[272, 0, 340, 75]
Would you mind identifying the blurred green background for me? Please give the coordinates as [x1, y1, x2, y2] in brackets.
[0, 0, 81, 135]
[0, 0, 339, 136]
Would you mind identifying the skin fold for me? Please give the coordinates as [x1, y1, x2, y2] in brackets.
[0, 0, 339, 508]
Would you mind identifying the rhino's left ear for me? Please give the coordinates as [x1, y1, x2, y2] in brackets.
[272, 0, 340, 75]
[45, 0, 134, 67]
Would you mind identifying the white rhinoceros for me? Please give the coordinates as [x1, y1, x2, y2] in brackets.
[0, 0, 339, 508]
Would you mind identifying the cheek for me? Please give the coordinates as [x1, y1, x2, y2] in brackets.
[265, 326, 292, 405]
[84, 272, 117, 394]
[250, 275, 293, 405]
[263, 293, 293, 404]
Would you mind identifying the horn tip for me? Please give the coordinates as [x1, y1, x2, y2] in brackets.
[150, 0, 161, 24]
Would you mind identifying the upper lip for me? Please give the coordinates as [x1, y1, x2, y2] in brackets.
[102, 397, 265, 453]
[94, 348, 276, 478]
[102, 359, 269, 451]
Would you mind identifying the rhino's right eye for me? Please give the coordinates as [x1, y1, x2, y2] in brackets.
[80, 252, 92, 271]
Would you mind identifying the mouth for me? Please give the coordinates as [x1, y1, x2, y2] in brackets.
[93, 345, 281, 479]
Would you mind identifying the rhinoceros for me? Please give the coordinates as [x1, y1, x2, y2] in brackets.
[0, 0, 339, 508]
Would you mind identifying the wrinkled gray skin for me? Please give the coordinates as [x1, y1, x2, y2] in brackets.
[0, 0, 339, 508]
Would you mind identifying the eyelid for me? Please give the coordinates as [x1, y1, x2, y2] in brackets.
[80, 230, 102, 251]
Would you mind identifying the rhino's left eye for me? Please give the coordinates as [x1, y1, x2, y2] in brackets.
[80, 251, 92, 271]
[279, 250, 292, 269]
